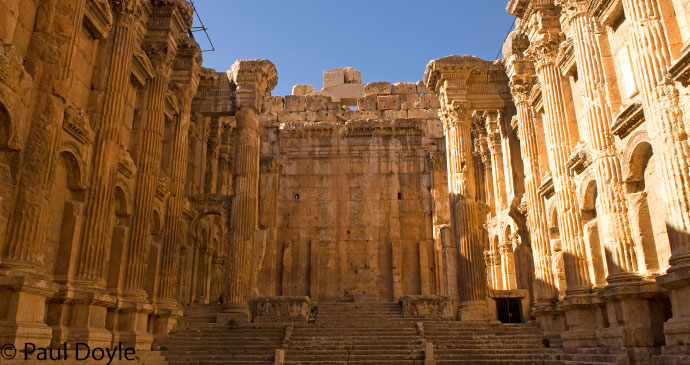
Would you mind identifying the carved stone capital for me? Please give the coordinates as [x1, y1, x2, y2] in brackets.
[525, 35, 561, 71]
[440, 100, 472, 128]
[509, 74, 536, 104]
[228, 59, 278, 111]
[144, 42, 176, 77]
[555, 0, 590, 21]
[111, 0, 144, 25]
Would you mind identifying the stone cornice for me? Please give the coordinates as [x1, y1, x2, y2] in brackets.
[669, 45, 690, 88]
[84, 0, 113, 39]
[279, 119, 424, 139]
[611, 102, 644, 138]
[423, 55, 504, 93]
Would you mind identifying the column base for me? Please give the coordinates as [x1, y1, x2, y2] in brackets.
[109, 293, 154, 350]
[218, 303, 251, 325]
[458, 300, 491, 322]
[559, 290, 602, 348]
[656, 266, 690, 346]
[0, 273, 56, 347]
[47, 285, 115, 348]
[151, 300, 183, 338]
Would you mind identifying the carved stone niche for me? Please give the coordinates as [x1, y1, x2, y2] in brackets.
[399, 295, 456, 320]
[250, 296, 311, 324]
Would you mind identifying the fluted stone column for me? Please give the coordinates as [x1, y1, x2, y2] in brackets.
[526, 37, 591, 295]
[485, 112, 507, 212]
[114, 43, 175, 349]
[76, 0, 138, 289]
[559, 0, 642, 283]
[154, 46, 201, 335]
[441, 101, 490, 321]
[620, 0, 690, 346]
[220, 60, 277, 323]
[510, 75, 559, 303]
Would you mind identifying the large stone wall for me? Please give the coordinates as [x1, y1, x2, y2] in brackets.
[253, 77, 450, 302]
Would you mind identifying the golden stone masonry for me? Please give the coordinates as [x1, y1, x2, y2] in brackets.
[0, 0, 689, 364]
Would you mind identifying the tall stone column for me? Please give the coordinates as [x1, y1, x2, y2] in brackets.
[441, 101, 490, 321]
[153, 40, 201, 337]
[485, 112, 507, 213]
[115, 42, 176, 349]
[559, 0, 641, 283]
[526, 34, 591, 295]
[525, 13, 599, 347]
[620, 0, 690, 346]
[509, 74, 558, 302]
[0, 0, 87, 347]
[220, 59, 277, 323]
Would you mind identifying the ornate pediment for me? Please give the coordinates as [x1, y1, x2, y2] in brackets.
[612, 102, 644, 138]
[156, 176, 171, 201]
[538, 173, 555, 199]
[566, 142, 592, 175]
[62, 107, 94, 145]
[117, 150, 136, 180]
[556, 39, 577, 77]
[83, 0, 113, 39]
[131, 48, 154, 88]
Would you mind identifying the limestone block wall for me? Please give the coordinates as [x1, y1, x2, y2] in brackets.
[253, 81, 449, 302]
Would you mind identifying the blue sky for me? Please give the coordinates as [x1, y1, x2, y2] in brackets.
[191, 1, 515, 96]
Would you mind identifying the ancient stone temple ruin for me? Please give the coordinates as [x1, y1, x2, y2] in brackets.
[1, 0, 689, 364]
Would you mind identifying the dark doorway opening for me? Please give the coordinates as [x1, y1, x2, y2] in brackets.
[496, 298, 522, 323]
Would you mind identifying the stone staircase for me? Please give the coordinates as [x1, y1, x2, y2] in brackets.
[284, 302, 425, 364]
[152, 301, 636, 365]
[421, 320, 558, 364]
[158, 303, 284, 365]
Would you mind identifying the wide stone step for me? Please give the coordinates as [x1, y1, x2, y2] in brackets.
[435, 353, 554, 360]
[285, 354, 424, 361]
[285, 361, 419, 365]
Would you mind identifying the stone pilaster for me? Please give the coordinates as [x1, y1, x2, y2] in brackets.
[484, 111, 507, 213]
[620, 0, 690, 348]
[220, 59, 277, 323]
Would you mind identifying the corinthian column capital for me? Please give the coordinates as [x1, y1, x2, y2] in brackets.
[111, 0, 144, 25]
[145, 41, 176, 77]
[440, 100, 472, 128]
[509, 74, 536, 105]
[228, 59, 278, 112]
[555, 0, 589, 20]
[525, 35, 562, 71]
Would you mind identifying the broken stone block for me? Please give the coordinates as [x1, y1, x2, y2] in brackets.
[364, 81, 391, 96]
[416, 80, 432, 93]
[285, 95, 306, 112]
[323, 69, 346, 89]
[269, 96, 284, 112]
[292, 84, 314, 95]
[383, 109, 407, 119]
[357, 95, 378, 110]
[400, 94, 419, 109]
[377, 95, 401, 110]
[392, 82, 417, 95]
[408, 108, 437, 119]
[343, 68, 362, 84]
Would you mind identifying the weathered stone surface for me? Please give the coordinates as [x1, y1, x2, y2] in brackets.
[364, 81, 391, 95]
[292, 84, 314, 95]
[400, 295, 456, 319]
[250, 296, 311, 322]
